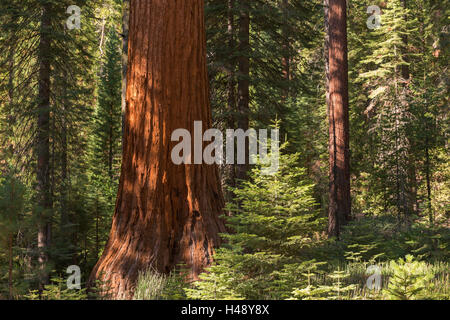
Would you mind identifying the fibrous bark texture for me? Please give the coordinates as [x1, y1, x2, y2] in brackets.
[90, 0, 226, 300]
[327, 0, 351, 238]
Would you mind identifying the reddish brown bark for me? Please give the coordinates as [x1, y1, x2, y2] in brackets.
[327, 0, 350, 238]
[89, 0, 226, 299]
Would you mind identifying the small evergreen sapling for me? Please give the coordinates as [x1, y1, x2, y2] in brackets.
[186, 146, 325, 300]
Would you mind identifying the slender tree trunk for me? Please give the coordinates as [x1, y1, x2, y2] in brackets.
[8, 234, 13, 299]
[60, 34, 68, 236]
[37, 3, 52, 290]
[3, 34, 16, 168]
[8, 180, 15, 299]
[60, 87, 69, 263]
[400, 0, 418, 219]
[324, 0, 330, 131]
[423, 24, 433, 225]
[99, 17, 106, 59]
[281, 0, 290, 103]
[425, 135, 433, 224]
[61, 125, 67, 219]
[109, 117, 113, 180]
[236, 0, 250, 182]
[7, 37, 16, 151]
[400, 0, 409, 83]
[89, 0, 227, 299]
[224, 0, 237, 204]
[95, 196, 99, 259]
[324, 0, 331, 215]
[327, 0, 350, 238]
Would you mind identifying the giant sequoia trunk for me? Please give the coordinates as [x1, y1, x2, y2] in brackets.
[327, 0, 351, 238]
[89, 0, 226, 299]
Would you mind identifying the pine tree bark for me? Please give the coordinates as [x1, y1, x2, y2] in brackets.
[89, 0, 227, 299]
[60, 70, 69, 255]
[60, 26, 69, 240]
[327, 0, 351, 238]
[37, 3, 52, 289]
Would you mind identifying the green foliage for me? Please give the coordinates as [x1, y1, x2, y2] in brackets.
[350, 0, 448, 221]
[315, 215, 450, 264]
[186, 148, 326, 300]
[291, 269, 357, 300]
[289, 257, 449, 300]
[385, 255, 436, 300]
[81, 16, 124, 273]
[25, 277, 87, 300]
[93, 27, 123, 183]
[133, 269, 168, 300]
[133, 268, 188, 301]
[0, 170, 26, 241]
[184, 266, 244, 300]
[0, 169, 34, 299]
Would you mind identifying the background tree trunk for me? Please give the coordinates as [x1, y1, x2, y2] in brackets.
[400, 0, 418, 219]
[281, 0, 290, 103]
[327, 0, 350, 238]
[224, 0, 237, 205]
[36, 2, 52, 290]
[89, 0, 226, 300]
[324, 0, 329, 108]
[236, 0, 250, 182]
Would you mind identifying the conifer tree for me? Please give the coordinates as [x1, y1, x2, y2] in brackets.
[0, 0, 98, 287]
[94, 28, 122, 182]
[357, 0, 419, 219]
[186, 147, 325, 300]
